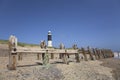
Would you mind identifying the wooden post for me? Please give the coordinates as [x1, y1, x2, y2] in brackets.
[101, 49, 105, 58]
[8, 35, 17, 70]
[37, 53, 40, 60]
[18, 53, 22, 61]
[107, 49, 109, 58]
[92, 48, 98, 60]
[99, 49, 103, 59]
[40, 40, 46, 59]
[109, 49, 114, 58]
[18, 53, 20, 61]
[96, 49, 100, 59]
[112, 51, 114, 57]
[59, 54, 62, 59]
[81, 48, 88, 61]
[109, 50, 112, 57]
[102, 49, 105, 58]
[42, 53, 45, 60]
[73, 44, 80, 62]
[43, 50, 49, 65]
[87, 46, 94, 60]
[106, 50, 109, 58]
[51, 53, 54, 59]
[63, 53, 68, 64]
[37, 53, 39, 60]
[118, 52, 119, 58]
[75, 52, 80, 62]
[59, 43, 65, 59]
[105, 49, 108, 58]
[107, 49, 110, 58]
[62, 50, 69, 64]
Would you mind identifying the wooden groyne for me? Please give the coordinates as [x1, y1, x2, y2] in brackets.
[8, 35, 114, 70]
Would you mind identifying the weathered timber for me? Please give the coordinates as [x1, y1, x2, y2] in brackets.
[37, 53, 41, 60]
[8, 35, 17, 70]
[109, 49, 114, 57]
[105, 49, 108, 58]
[95, 49, 101, 59]
[73, 44, 80, 62]
[118, 52, 119, 58]
[51, 53, 54, 59]
[62, 50, 69, 64]
[63, 53, 69, 64]
[59, 43, 65, 59]
[99, 49, 103, 59]
[92, 48, 98, 60]
[75, 52, 80, 62]
[18, 53, 22, 60]
[40, 40, 47, 64]
[81, 48, 88, 61]
[102, 49, 106, 58]
[8, 35, 115, 70]
[43, 50, 49, 65]
[16, 49, 78, 54]
[112, 50, 114, 57]
[100, 49, 105, 59]
[87, 46, 94, 60]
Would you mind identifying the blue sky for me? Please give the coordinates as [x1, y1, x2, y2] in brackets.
[0, 0, 120, 51]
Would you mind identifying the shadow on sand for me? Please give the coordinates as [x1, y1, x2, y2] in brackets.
[51, 60, 74, 64]
[17, 62, 43, 67]
[17, 60, 74, 67]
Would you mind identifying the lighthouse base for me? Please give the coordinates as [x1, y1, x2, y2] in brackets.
[48, 41, 52, 47]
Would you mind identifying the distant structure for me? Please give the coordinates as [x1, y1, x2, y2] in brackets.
[47, 31, 52, 47]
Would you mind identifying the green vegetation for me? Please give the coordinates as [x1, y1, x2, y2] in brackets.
[0, 39, 8, 44]
[0, 39, 39, 47]
[17, 42, 39, 47]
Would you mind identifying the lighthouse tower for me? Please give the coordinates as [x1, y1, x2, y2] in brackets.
[47, 31, 52, 47]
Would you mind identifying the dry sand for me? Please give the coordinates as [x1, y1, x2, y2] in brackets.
[0, 56, 119, 80]
[100, 58, 120, 80]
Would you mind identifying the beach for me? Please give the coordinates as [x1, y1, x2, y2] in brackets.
[0, 56, 119, 80]
[0, 44, 120, 80]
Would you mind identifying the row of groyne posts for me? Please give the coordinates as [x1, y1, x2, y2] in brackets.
[8, 35, 114, 70]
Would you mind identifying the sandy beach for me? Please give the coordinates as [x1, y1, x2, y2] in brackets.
[0, 44, 119, 80]
[0, 56, 119, 80]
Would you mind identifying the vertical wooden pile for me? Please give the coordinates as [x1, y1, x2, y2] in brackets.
[118, 52, 119, 58]
[92, 48, 98, 60]
[59, 43, 65, 59]
[40, 40, 45, 60]
[40, 41, 49, 65]
[81, 47, 88, 61]
[43, 50, 49, 65]
[18, 53, 22, 60]
[87, 46, 94, 60]
[8, 35, 17, 70]
[51, 53, 54, 59]
[62, 49, 69, 64]
[100, 49, 105, 59]
[37, 53, 40, 60]
[99, 49, 103, 59]
[73, 44, 80, 62]
[109, 49, 114, 58]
